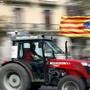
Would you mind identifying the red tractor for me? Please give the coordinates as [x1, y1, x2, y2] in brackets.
[0, 34, 90, 90]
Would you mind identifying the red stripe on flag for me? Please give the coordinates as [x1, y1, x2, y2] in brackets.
[61, 17, 90, 20]
[60, 26, 86, 29]
[60, 31, 90, 34]
[60, 22, 85, 24]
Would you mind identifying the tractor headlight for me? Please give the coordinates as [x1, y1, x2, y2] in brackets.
[81, 62, 90, 75]
[81, 62, 88, 66]
[81, 62, 90, 67]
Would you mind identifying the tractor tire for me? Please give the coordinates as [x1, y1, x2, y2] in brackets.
[0, 63, 30, 90]
[58, 75, 85, 90]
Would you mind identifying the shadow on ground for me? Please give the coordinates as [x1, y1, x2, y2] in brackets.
[39, 86, 57, 90]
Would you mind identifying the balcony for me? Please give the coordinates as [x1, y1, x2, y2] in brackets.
[3, 0, 31, 5]
[4, 23, 59, 35]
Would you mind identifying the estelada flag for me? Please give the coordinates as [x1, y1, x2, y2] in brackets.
[59, 16, 90, 37]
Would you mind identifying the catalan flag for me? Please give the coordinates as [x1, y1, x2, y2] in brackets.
[59, 16, 90, 37]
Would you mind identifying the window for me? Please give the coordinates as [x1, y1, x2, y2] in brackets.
[43, 42, 54, 57]
[15, 41, 43, 59]
[13, 7, 23, 29]
[34, 42, 43, 57]
[24, 43, 30, 48]
[43, 9, 52, 30]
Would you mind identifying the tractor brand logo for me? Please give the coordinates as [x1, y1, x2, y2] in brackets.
[16, 36, 30, 40]
[50, 62, 70, 65]
[16, 36, 38, 40]
[84, 21, 90, 29]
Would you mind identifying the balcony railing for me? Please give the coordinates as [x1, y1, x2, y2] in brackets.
[3, 22, 59, 35]
[5, 23, 58, 30]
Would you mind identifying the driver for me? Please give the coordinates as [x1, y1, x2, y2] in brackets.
[24, 43, 42, 62]
[24, 43, 43, 78]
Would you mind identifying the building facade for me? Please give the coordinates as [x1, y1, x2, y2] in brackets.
[0, 0, 69, 32]
[1, 0, 90, 60]
[0, 0, 71, 60]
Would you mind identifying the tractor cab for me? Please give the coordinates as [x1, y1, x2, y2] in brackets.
[11, 34, 64, 82]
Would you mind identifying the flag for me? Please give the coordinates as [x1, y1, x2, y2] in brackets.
[59, 16, 90, 37]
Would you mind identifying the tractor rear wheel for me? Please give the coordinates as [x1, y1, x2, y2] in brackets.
[0, 63, 30, 90]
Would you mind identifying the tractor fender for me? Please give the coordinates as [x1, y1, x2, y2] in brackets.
[1, 61, 33, 81]
[66, 69, 85, 78]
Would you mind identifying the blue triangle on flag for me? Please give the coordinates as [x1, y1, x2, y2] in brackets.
[84, 21, 90, 29]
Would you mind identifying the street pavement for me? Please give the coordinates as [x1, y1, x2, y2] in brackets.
[39, 86, 90, 90]
[39, 86, 57, 90]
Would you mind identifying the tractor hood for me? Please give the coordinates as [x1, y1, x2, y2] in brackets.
[48, 58, 90, 68]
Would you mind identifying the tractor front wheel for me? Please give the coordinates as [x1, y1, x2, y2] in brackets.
[58, 75, 85, 90]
